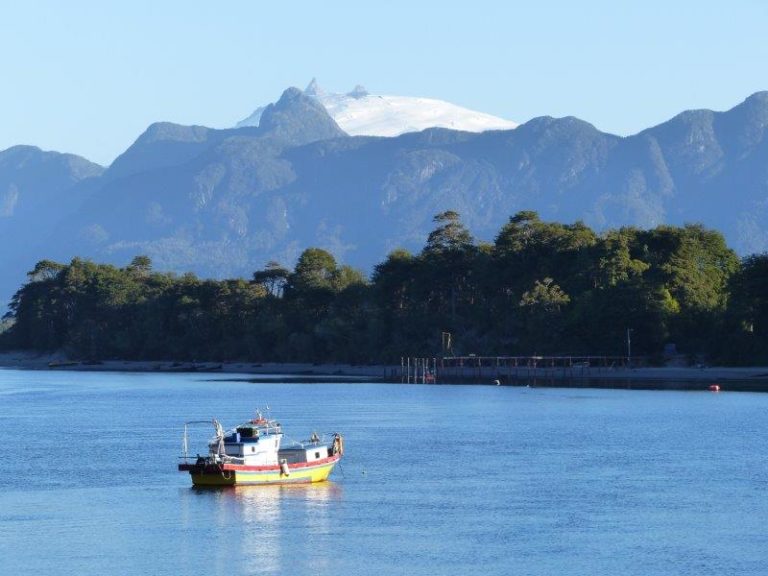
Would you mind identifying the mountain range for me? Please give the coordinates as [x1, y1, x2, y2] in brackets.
[2, 86, 768, 306]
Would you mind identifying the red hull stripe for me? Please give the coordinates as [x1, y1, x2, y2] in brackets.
[179, 454, 340, 473]
[224, 454, 339, 471]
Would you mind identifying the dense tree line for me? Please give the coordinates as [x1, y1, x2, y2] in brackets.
[3, 211, 768, 365]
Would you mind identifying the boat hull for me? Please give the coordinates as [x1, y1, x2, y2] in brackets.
[179, 454, 340, 486]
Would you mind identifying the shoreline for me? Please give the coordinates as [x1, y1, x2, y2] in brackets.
[1, 350, 768, 385]
[0, 351, 396, 379]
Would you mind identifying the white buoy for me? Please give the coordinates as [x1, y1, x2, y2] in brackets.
[279, 459, 290, 477]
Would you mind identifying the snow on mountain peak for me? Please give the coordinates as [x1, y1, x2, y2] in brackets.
[347, 85, 369, 99]
[236, 80, 517, 136]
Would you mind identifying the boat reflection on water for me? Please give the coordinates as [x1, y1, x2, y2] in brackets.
[181, 482, 343, 576]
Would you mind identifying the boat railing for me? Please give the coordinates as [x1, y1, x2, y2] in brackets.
[285, 432, 331, 450]
[181, 419, 287, 463]
[181, 420, 217, 463]
[255, 422, 283, 436]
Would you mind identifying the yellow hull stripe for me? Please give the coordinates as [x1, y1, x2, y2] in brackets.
[189, 461, 337, 486]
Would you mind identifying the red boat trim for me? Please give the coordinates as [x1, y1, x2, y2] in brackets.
[223, 454, 340, 472]
[179, 454, 340, 473]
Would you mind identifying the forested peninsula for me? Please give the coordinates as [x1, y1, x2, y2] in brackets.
[3, 211, 768, 366]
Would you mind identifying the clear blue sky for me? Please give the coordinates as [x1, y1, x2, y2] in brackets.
[1, 0, 766, 165]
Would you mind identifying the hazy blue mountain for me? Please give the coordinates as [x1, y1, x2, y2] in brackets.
[0, 146, 104, 300]
[0, 145, 103, 220]
[2, 88, 768, 305]
[42, 88, 348, 279]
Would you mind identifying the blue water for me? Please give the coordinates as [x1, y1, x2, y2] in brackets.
[1, 370, 767, 575]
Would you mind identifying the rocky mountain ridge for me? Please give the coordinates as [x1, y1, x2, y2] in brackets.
[1, 88, 767, 304]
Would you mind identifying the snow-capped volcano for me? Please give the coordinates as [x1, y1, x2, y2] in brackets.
[236, 79, 517, 136]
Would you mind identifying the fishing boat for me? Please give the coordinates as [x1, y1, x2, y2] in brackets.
[178, 410, 344, 486]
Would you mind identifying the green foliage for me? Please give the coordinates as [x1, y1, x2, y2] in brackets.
[126, 255, 152, 276]
[252, 261, 290, 297]
[718, 253, 768, 364]
[518, 278, 570, 353]
[424, 211, 474, 255]
[290, 248, 337, 292]
[1, 211, 756, 365]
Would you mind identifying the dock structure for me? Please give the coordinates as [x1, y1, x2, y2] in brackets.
[399, 355, 641, 384]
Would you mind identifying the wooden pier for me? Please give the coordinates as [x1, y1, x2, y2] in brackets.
[400, 355, 641, 384]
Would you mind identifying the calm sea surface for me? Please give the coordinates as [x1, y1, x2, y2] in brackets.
[1, 369, 767, 575]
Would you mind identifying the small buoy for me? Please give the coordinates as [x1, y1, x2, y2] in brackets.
[708, 384, 720, 392]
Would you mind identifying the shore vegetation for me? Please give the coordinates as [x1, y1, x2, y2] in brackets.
[3, 211, 767, 365]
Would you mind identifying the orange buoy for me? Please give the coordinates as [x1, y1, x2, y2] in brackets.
[708, 384, 720, 392]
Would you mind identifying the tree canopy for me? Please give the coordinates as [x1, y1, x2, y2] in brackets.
[2, 210, 762, 365]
